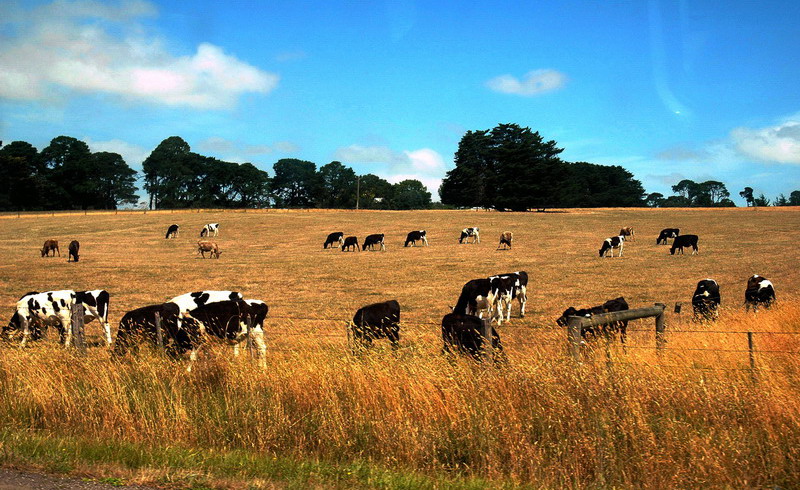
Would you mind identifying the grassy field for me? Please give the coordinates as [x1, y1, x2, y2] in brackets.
[1, 207, 799, 488]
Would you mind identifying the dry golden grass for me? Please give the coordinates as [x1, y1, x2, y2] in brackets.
[1, 207, 799, 487]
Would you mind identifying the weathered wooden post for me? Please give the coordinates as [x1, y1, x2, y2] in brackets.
[674, 302, 682, 314]
[747, 331, 757, 382]
[655, 303, 667, 354]
[154, 311, 163, 351]
[568, 316, 583, 362]
[481, 318, 493, 362]
[246, 316, 254, 359]
[70, 303, 86, 355]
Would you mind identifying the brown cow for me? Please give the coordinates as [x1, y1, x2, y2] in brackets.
[619, 227, 634, 241]
[68, 240, 80, 262]
[498, 231, 513, 250]
[197, 240, 221, 259]
[41, 239, 59, 257]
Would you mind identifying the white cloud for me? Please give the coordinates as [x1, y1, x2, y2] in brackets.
[334, 145, 447, 195]
[486, 69, 567, 96]
[0, 0, 278, 109]
[85, 138, 149, 169]
[731, 120, 800, 164]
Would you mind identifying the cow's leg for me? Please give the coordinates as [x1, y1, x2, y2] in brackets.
[19, 316, 31, 347]
[186, 349, 199, 372]
[103, 322, 113, 346]
[519, 288, 527, 317]
[62, 318, 73, 347]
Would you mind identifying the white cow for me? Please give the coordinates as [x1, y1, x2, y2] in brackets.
[200, 223, 219, 237]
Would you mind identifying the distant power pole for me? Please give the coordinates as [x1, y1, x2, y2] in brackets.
[356, 175, 360, 210]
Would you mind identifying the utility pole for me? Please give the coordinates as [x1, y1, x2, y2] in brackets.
[356, 175, 360, 210]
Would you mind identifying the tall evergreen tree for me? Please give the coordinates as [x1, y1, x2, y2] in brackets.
[142, 136, 192, 209]
[271, 158, 319, 208]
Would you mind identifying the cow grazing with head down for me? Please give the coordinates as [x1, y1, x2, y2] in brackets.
[363, 233, 386, 251]
[452, 278, 495, 319]
[165, 224, 179, 239]
[351, 300, 400, 350]
[41, 239, 59, 257]
[556, 297, 630, 344]
[342, 236, 360, 252]
[324, 232, 345, 249]
[489, 271, 528, 323]
[197, 240, 221, 258]
[200, 223, 219, 237]
[599, 236, 625, 257]
[619, 227, 635, 241]
[459, 227, 480, 244]
[113, 303, 184, 357]
[670, 234, 699, 255]
[745, 275, 776, 311]
[441, 313, 504, 362]
[692, 279, 720, 320]
[657, 228, 680, 245]
[68, 240, 80, 262]
[404, 230, 428, 247]
[498, 231, 513, 250]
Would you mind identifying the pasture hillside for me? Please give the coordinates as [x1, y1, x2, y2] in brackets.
[1, 207, 799, 488]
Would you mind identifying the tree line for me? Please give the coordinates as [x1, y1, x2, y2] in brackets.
[645, 181, 800, 208]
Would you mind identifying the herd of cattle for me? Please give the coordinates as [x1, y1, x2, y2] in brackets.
[600, 227, 700, 257]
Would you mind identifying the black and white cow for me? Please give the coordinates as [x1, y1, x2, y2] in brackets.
[452, 278, 495, 319]
[351, 300, 400, 350]
[363, 233, 386, 251]
[745, 275, 776, 311]
[441, 312, 504, 362]
[692, 279, 720, 320]
[404, 230, 428, 247]
[200, 223, 219, 237]
[168, 291, 243, 315]
[656, 228, 680, 245]
[556, 297, 630, 343]
[459, 227, 480, 244]
[342, 236, 360, 252]
[599, 235, 625, 257]
[670, 234, 699, 255]
[113, 302, 185, 357]
[489, 271, 528, 323]
[68, 240, 80, 262]
[324, 232, 345, 249]
[165, 224, 180, 239]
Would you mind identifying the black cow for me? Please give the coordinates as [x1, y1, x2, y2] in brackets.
[556, 297, 630, 343]
[656, 228, 680, 245]
[363, 233, 386, 251]
[68, 240, 80, 262]
[342, 236, 360, 251]
[404, 230, 428, 247]
[113, 303, 185, 357]
[670, 234, 699, 255]
[692, 279, 720, 320]
[351, 300, 400, 350]
[165, 224, 179, 239]
[441, 313, 503, 362]
[452, 278, 494, 319]
[324, 232, 345, 249]
[599, 236, 625, 257]
[745, 275, 776, 311]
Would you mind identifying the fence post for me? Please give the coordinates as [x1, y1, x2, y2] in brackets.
[747, 331, 757, 381]
[246, 316, 254, 359]
[674, 302, 682, 314]
[154, 312, 163, 351]
[481, 318, 492, 362]
[70, 303, 86, 355]
[568, 316, 583, 362]
[655, 303, 667, 354]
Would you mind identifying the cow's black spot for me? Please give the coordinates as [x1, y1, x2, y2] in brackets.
[228, 291, 239, 300]
[52, 301, 60, 313]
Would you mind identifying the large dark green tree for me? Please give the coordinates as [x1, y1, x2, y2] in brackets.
[0, 141, 48, 210]
[390, 179, 432, 209]
[317, 161, 357, 208]
[562, 162, 645, 207]
[357, 174, 394, 209]
[142, 136, 192, 209]
[439, 130, 493, 208]
[91, 152, 139, 208]
[271, 159, 319, 208]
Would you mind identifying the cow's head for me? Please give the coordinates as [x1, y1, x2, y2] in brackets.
[556, 307, 579, 327]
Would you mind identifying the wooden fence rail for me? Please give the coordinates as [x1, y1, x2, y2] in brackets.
[567, 303, 666, 361]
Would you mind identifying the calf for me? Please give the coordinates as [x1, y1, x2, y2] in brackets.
[459, 227, 480, 244]
[692, 279, 721, 320]
[556, 297, 630, 344]
[744, 275, 776, 311]
[324, 232, 345, 249]
[200, 223, 219, 237]
[363, 233, 386, 251]
[599, 236, 625, 257]
[489, 271, 528, 323]
[441, 313, 503, 362]
[165, 224, 179, 239]
[113, 303, 185, 357]
[656, 228, 680, 245]
[41, 239, 59, 257]
[670, 234, 699, 255]
[68, 240, 80, 262]
[351, 300, 401, 350]
[342, 236, 360, 252]
[197, 240, 221, 258]
[169, 290, 243, 315]
[619, 227, 635, 241]
[404, 230, 428, 247]
[497, 231, 513, 250]
[452, 278, 495, 319]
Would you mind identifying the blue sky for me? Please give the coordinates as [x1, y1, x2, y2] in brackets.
[2, 0, 800, 204]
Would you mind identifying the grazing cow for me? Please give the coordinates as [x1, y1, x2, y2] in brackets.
[489, 271, 528, 323]
[324, 232, 345, 249]
[692, 279, 720, 320]
[168, 291, 243, 315]
[68, 240, 80, 262]
[404, 230, 428, 247]
[745, 275, 776, 311]
[342, 236, 360, 252]
[165, 224, 179, 239]
[656, 228, 680, 245]
[599, 236, 625, 257]
[351, 300, 401, 350]
[556, 297, 630, 343]
[441, 313, 504, 362]
[459, 227, 480, 244]
[619, 227, 635, 241]
[41, 239, 59, 257]
[113, 303, 184, 357]
[670, 234, 699, 255]
[452, 278, 495, 319]
[197, 240, 221, 258]
[5, 289, 112, 347]
[497, 231, 513, 250]
[200, 223, 219, 237]
[363, 233, 386, 251]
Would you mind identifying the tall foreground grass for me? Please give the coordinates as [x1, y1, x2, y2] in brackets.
[1, 304, 799, 487]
